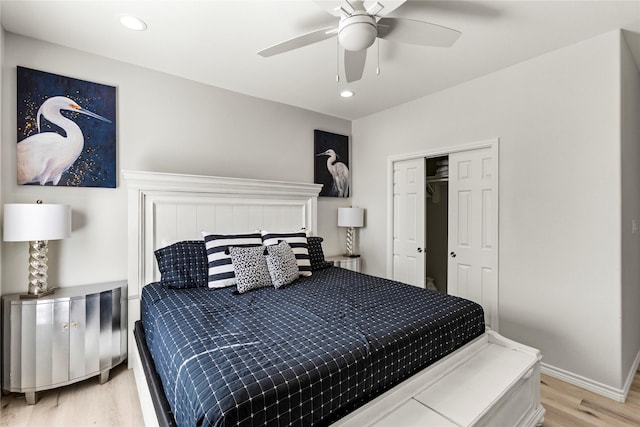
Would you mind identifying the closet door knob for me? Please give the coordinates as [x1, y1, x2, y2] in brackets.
[450, 251, 457, 258]
[417, 248, 423, 253]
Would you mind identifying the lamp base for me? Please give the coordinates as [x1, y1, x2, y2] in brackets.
[27, 240, 51, 297]
[20, 288, 56, 299]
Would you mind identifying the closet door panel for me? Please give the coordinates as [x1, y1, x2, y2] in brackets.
[392, 158, 426, 287]
[448, 147, 498, 330]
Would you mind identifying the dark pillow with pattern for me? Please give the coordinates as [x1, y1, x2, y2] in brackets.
[307, 236, 333, 271]
[154, 241, 208, 288]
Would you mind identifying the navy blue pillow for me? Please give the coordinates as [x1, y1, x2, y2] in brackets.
[307, 236, 333, 271]
[154, 241, 208, 288]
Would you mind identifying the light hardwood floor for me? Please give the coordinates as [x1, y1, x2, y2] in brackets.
[1, 366, 639, 426]
[1, 363, 144, 427]
[540, 370, 640, 427]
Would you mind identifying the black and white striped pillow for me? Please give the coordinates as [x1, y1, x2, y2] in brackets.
[202, 232, 263, 288]
[261, 230, 312, 277]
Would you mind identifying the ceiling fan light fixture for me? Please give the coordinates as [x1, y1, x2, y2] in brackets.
[338, 14, 377, 51]
[120, 15, 147, 31]
[340, 90, 355, 98]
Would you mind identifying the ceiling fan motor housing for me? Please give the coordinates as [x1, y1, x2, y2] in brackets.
[338, 12, 377, 51]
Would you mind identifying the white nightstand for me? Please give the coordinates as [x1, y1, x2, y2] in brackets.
[326, 255, 361, 273]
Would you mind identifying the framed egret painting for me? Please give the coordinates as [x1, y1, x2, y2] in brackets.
[314, 130, 350, 198]
[16, 66, 116, 188]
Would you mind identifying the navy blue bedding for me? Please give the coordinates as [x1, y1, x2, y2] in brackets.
[141, 267, 485, 426]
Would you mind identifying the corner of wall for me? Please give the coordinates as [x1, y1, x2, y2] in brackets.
[620, 26, 640, 388]
[0, 12, 5, 376]
[622, 29, 640, 72]
[0, 23, 5, 298]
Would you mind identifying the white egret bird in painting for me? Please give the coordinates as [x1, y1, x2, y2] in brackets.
[17, 96, 111, 185]
[316, 149, 349, 197]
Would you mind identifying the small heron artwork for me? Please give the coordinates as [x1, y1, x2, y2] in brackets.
[16, 67, 116, 187]
[314, 130, 350, 198]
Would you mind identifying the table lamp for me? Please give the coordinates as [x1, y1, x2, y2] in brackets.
[3, 201, 71, 298]
[338, 207, 364, 257]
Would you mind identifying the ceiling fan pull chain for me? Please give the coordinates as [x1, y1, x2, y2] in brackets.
[377, 39, 381, 75]
[336, 37, 341, 82]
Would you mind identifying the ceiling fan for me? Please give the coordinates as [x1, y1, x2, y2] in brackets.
[257, 0, 461, 83]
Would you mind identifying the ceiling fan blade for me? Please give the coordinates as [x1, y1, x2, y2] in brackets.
[377, 17, 461, 47]
[344, 49, 367, 83]
[258, 26, 338, 57]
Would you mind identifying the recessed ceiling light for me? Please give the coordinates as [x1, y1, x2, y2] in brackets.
[120, 15, 147, 31]
[340, 90, 355, 98]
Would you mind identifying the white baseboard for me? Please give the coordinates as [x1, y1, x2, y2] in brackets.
[622, 349, 640, 399]
[541, 350, 640, 403]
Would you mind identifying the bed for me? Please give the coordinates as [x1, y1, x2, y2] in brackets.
[124, 170, 545, 427]
[140, 266, 485, 426]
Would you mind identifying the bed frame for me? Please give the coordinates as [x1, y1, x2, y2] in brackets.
[124, 170, 545, 426]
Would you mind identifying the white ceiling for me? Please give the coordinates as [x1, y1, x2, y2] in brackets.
[2, 1, 639, 120]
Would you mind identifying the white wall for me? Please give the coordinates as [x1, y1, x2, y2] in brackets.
[353, 31, 625, 390]
[1, 33, 351, 294]
[0, 18, 4, 298]
[620, 33, 640, 387]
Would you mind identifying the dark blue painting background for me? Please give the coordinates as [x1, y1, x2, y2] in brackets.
[17, 66, 117, 187]
[314, 130, 349, 197]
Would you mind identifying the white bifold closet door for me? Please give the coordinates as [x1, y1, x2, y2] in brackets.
[391, 146, 498, 330]
[392, 158, 426, 287]
[448, 148, 498, 330]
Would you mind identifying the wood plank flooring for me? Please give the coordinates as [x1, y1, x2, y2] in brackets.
[1, 366, 638, 426]
[1, 363, 144, 427]
[540, 370, 640, 427]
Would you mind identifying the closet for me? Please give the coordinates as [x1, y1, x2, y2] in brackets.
[425, 156, 449, 293]
[390, 141, 500, 330]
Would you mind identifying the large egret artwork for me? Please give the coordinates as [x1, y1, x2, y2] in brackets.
[17, 67, 116, 187]
[314, 130, 350, 198]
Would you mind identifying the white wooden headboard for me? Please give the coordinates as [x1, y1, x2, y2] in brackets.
[123, 170, 322, 359]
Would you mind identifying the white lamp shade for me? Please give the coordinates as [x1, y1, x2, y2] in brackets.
[3, 203, 71, 242]
[338, 207, 364, 228]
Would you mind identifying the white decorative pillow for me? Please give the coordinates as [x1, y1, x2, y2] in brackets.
[261, 230, 312, 277]
[266, 241, 300, 288]
[228, 246, 273, 294]
[202, 232, 263, 288]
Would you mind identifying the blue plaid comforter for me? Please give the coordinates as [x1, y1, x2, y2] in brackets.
[141, 267, 484, 426]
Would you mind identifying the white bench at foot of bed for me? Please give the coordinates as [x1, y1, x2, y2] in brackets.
[334, 330, 545, 427]
[131, 330, 544, 427]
